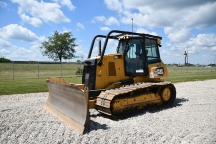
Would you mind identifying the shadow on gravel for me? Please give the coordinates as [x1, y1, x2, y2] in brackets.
[173, 97, 189, 107]
[84, 120, 108, 134]
[85, 98, 189, 131]
[148, 97, 189, 112]
[115, 97, 189, 120]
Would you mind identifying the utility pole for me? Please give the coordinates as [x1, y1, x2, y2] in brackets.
[214, 55, 216, 65]
[214, 55, 216, 70]
[214, 55, 216, 68]
[131, 18, 133, 33]
[184, 51, 187, 65]
[187, 46, 189, 65]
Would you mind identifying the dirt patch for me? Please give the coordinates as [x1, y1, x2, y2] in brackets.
[1, 80, 216, 143]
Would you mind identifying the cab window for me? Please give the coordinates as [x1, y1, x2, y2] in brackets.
[145, 39, 160, 63]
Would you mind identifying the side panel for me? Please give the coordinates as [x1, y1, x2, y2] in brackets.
[95, 54, 130, 90]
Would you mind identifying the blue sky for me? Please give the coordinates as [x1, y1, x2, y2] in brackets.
[0, 0, 216, 65]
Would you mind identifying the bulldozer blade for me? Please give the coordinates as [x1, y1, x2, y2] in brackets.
[44, 78, 89, 135]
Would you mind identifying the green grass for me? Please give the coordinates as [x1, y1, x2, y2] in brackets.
[163, 72, 216, 83]
[0, 63, 83, 79]
[164, 66, 216, 83]
[0, 77, 82, 95]
[0, 63, 216, 95]
[167, 65, 216, 74]
[0, 62, 83, 95]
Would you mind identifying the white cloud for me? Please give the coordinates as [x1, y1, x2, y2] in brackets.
[167, 33, 216, 54]
[0, 1, 7, 7]
[0, 24, 39, 42]
[94, 16, 119, 26]
[0, 42, 47, 61]
[104, 39, 118, 54]
[77, 23, 85, 30]
[11, 0, 71, 26]
[94, 16, 106, 22]
[164, 27, 192, 43]
[27, 44, 47, 60]
[103, 0, 216, 64]
[73, 45, 88, 61]
[211, 46, 216, 51]
[0, 48, 11, 57]
[0, 22, 49, 61]
[88, 38, 118, 57]
[62, 27, 71, 33]
[100, 27, 110, 31]
[20, 14, 42, 27]
[59, 0, 75, 10]
[185, 2, 216, 29]
[104, 0, 122, 12]
[136, 28, 157, 36]
[0, 24, 47, 61]
[0, 39, 12, 47]
[104, 0, 216, 32]
[195, 33, 216, 47]
[106, 17, 120, 25]
[110, 40, 119, 53]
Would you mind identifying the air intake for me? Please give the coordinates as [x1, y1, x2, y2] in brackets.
[108, 62, 116, 76]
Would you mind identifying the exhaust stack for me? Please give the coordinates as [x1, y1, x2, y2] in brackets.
[97, 38, 101, 56]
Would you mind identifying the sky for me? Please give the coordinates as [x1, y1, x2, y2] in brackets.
[0, 0, 216, 65]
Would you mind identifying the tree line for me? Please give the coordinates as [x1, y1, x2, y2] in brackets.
[0, 57, 11, 62]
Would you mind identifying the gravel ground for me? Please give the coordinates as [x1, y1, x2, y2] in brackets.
[0, 79, 216, 144]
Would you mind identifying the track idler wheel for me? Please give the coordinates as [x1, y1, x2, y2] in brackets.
[161, 87, 171, 102]
[160, 84, 176, 107]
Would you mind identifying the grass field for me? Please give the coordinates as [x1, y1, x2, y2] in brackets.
[0, 63, 216, 95]
[163, 65, 216, 83]
[0, 62, 83, 79]
[0, 62, 83, 95]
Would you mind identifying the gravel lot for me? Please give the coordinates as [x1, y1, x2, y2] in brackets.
[0, 79, 216, 144]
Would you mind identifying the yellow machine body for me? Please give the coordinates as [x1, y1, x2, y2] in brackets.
[94, 54, 168, 90]
[44, 30, 176, 135]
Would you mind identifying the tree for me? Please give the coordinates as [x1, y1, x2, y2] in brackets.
[0, 57, 11, 62]
[77, 60, 81, 63]
[40, 31, 78, 62]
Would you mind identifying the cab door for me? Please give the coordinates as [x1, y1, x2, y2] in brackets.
[123, 38, 148, 76]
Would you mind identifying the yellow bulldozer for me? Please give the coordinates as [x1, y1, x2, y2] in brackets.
[44, 30, 176, 134]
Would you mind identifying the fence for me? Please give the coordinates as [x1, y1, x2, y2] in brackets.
[0, 62, 216, 80]
[167, 65, 216, 74]
[0, 61, 83, 80]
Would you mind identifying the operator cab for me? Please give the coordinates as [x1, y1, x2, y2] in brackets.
[117, 36, 161, 76]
